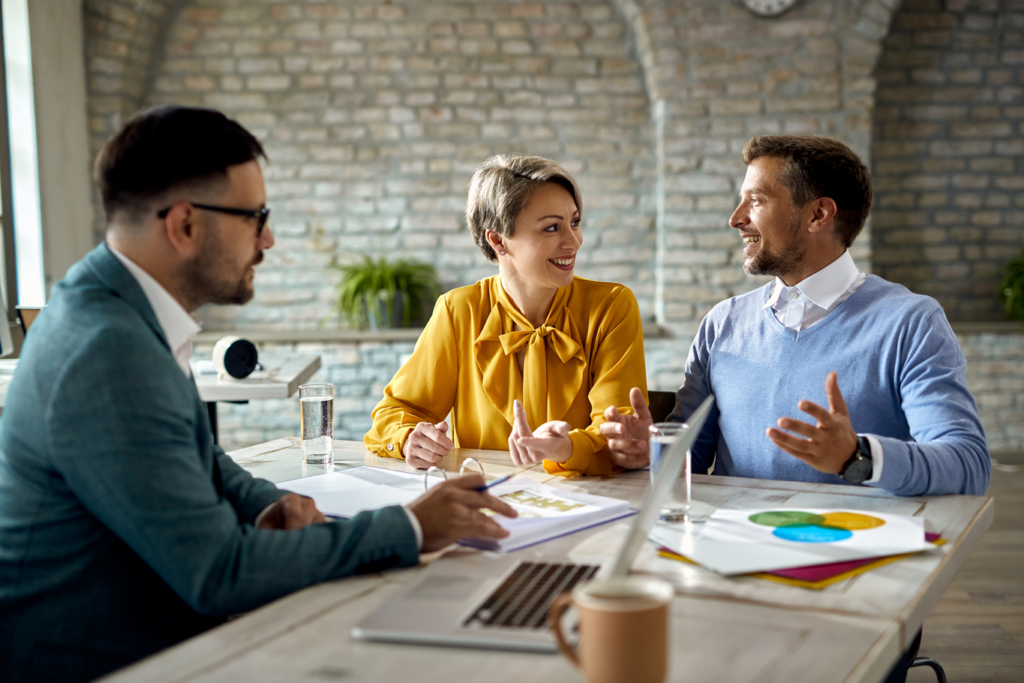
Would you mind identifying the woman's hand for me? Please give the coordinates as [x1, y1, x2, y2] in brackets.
[404, 421, 454, 469]
[508, 400, 573, 466]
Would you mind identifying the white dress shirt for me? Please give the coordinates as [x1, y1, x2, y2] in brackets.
[110, 247, 200, 378]
[110, 246, 424, 547]
[761, 250, 884, 483]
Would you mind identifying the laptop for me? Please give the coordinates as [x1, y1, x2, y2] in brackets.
[352, 395, 716, 653]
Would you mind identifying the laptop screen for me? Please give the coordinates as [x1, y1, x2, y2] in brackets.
[603, 394, 715, 578]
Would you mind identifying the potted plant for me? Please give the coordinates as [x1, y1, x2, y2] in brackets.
[998, 249, 1024, 322]
[329, 255, 441, 330]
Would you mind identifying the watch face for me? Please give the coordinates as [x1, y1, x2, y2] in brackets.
[742, 0, 799, 16]
[843, 456, 873, 484]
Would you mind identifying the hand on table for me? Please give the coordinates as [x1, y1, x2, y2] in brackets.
[404, 421, 454, 470]
[408, 474, 519, 553]
[507, 400, 572, 466]
[598, 387, 653, 469]
[767, 371, 858, 474]
[256, 493, 326, 530]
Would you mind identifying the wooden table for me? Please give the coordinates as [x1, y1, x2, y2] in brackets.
[192, 355, 321, 443]
[102, 439, 993, 683]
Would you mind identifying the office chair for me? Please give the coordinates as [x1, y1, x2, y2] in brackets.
[16, 306, 41, 336]
[648, 390, 676, 423]
[890, 629, 945, 683]
[909, 657, 946, 682]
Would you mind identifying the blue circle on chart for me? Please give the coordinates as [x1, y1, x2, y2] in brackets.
[772, 525, 853, 543]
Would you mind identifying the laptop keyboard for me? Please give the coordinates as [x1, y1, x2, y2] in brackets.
[464, 561, 600, 630]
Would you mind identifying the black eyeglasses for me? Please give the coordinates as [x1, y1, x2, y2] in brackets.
[157, 203, 270, 237]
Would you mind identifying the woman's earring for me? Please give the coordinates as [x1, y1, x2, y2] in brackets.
[499, 250, 505, 256]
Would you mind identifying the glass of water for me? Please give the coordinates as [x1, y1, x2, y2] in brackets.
[299, 383, 334, 465]
[649, 422, 689, 522]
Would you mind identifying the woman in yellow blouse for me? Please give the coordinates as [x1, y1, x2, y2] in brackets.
[364, 155, 648, 477]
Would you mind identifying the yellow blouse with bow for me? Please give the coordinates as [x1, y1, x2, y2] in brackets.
[364, 276, 648, 477]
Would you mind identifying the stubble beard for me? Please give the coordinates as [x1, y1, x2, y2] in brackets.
[181, 227, 261, 307]
[742, 213, 805, 278]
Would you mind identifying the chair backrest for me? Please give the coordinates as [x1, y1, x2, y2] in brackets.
[648, 390, 676, 423]
[16, 307, 42, 336]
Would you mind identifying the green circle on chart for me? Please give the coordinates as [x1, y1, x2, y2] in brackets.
[748, 511, 826, 527]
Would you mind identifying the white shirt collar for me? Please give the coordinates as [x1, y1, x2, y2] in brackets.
[109, 246, 201, 375]
[762, 250, 860, 311]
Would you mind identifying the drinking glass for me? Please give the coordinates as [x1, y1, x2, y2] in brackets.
[648, 422, 689, 522]
[299, 383, 334, 465]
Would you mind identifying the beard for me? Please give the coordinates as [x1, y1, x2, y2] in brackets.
[742, 213, 806, 278]
[181, 226, 262, 306]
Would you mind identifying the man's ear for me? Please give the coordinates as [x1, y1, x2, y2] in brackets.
[805, 197, 838, 235]
[160, 203, 203, 258]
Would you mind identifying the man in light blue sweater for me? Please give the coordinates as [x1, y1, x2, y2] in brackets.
[602, 135, 990, 498]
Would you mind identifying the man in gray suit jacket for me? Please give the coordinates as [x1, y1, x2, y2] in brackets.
[0, 106, 515, 682]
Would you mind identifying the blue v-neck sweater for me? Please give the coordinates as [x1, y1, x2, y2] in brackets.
[671, 275, 990, 496]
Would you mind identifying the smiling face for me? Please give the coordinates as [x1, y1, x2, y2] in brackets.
[183, 160, 274, 306]
[497, 182, 582, 293]
[729, 156, 807, 282]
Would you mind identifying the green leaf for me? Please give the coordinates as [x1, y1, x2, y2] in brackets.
[998, 249, 1024, 322]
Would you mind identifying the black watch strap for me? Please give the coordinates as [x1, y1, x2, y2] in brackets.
[840, 436, 873, 484]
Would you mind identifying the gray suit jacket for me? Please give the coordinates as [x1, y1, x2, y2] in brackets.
[0, 244, 418, 682]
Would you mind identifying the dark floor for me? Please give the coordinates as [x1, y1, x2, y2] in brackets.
[907, 454, 1024, 682]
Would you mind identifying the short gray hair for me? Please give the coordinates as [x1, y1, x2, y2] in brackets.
[466, 155, 582, 263]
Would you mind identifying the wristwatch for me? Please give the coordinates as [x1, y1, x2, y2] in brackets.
[840, 436, 873, 484]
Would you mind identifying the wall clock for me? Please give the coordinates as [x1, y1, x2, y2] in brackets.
[741, 0, 800, 17]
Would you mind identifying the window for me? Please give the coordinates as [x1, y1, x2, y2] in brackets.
[1, 0, 45, 309]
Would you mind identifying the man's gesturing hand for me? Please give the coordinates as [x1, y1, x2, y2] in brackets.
[767, 371, 858, 475]
[508, 400, 572, 466]
[408, 474, 519, 553]
[598, 387, 653, 469]
[404, 421, 454, 469]
[256, 493, 327, 530]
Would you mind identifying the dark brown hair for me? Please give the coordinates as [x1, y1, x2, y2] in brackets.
[742, 135, 872, 248]
[95, 105, 265, 224]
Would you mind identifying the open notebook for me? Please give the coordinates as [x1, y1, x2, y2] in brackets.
[278, 466, 633, 553]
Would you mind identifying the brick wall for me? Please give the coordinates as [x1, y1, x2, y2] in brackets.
[873, 0, 1024, 321]
[146, 0, 656, 329]
[619, 0, 898, 336]
[84, 0, 179, 239]
[86, 0, 908, 334]
[83, 1, 1024, 455]
[961, 331, 1024, 450]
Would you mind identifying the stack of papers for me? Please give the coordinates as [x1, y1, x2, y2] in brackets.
[278, 467, 634, 553]
[659, 531, 943, 589]
[650, 507, 930, 576]
[461, 478, 635, 552]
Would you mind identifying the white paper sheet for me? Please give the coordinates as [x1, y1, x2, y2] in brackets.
[277, 467, 424, 518]
[650, 507, 930, 576]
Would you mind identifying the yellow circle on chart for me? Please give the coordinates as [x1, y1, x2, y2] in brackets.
[820, 512, 886, 531]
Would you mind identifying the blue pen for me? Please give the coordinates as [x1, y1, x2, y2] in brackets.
[476, 474, 513, 492]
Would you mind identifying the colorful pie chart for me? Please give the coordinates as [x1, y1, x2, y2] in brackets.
[748, 510, 886, 544]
